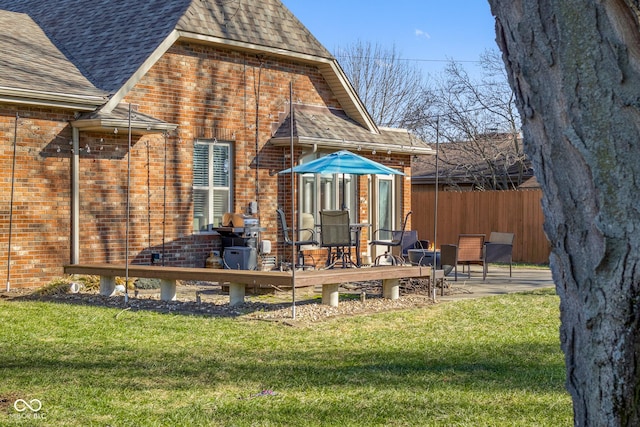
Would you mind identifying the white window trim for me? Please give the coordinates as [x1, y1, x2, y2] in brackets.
[193, 139, 233, 233]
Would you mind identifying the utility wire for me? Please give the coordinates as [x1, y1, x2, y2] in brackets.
[334, 54, 483, 64]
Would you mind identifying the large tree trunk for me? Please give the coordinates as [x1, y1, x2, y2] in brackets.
[487, 1, 640, 425]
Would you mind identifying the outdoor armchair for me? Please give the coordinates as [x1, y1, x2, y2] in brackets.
[440, 234, 486, 280]
[483, 232, 515, 280]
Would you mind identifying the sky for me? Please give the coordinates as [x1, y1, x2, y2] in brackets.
[281, 0, 498, 80]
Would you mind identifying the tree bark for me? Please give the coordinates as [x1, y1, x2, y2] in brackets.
[487, 0, 640, 425]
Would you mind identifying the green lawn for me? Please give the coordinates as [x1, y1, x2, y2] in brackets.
[0, 289, 571, 426]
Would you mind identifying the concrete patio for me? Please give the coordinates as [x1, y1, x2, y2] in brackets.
[438, 265, 555, 301]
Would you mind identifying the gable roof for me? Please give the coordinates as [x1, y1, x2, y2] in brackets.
[0, 0, 377, 132]
[177, 1, 332, 59]
[0, 0, 331, 94]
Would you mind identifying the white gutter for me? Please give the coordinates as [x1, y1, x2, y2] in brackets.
[71, 118, 177, 134]
[270, 136, 434, 156]
[0, 86, 106, 111]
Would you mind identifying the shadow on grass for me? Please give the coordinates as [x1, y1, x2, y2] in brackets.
[0, 340, 565, 393]
[0, 293, 568, 426]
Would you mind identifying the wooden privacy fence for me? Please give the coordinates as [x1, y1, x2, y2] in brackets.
[411, 188, 550, 264]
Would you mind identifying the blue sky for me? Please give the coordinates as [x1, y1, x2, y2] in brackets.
[281, 1, 497, 79]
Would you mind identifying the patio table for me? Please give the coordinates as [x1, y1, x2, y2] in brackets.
[350, 223, 371, 267]
[407, 248, 441, 268]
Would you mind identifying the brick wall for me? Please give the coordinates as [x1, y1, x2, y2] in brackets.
[0, 41, 414, 288]
[0, 106, 74, 288]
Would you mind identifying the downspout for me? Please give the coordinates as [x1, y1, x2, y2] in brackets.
[71, 126, 80, 264]
[6, 113, 18, 292]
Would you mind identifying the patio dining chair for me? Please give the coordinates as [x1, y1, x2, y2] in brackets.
[369, 211, 412, 265]
[319, 210, 355, 268]
[276, 209, 318, 270]
[398, 229, 419, 261]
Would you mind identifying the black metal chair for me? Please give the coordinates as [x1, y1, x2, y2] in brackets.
[369, 211, 412, 265]
[399, 230, 419, 261]
[276, 209, 318, 270]
[319, 210, 355, 268]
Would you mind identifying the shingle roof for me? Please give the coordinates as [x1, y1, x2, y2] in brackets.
[411, 136, 533, 188]
[73, 104, 178, 134]
[177, 0, 331, 58]
[0, 10, 106, 98]
[270, 105, 433, 154]
[0, 0, 332, 94]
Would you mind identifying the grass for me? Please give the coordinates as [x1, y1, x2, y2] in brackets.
[0, 289, 571, 426]
[512, 262, 551, 269]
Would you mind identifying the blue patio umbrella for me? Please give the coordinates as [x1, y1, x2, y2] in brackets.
[280, 150, 405, 176]
[280, 149, 404, 212]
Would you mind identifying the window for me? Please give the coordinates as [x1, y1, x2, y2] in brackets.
[375, 176, 395, 240]
[193, 140, 232, 232]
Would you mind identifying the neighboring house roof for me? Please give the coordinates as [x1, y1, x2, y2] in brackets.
[518, 176, 540, 189]
[270, 105, 432, 155]
[412, 135, 532, 188]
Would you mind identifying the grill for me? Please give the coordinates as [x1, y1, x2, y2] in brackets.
[214, 216, 262, 270]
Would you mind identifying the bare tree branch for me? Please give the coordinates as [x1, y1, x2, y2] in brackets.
[336, 40, 433, 130]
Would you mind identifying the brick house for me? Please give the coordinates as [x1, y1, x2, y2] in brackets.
[0, 0, 432, 288]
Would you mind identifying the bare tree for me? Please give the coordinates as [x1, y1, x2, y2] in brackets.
[489, 1, 640, 424]
[336, 40, 433, 130]
[416, 50, 529, 190]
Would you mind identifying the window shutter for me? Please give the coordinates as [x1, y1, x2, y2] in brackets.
[193, 144, 209, 187]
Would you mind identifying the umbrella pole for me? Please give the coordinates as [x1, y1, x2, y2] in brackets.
[162, 132, 167, 266]
[290, 81, 296, 319]
[341, 173, 346, 210]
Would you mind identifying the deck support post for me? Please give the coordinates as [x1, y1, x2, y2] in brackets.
[160, 279, 177, 301]
[382, 278, 400, 300]
[322, 283, 340, 307]
[229, 282, 245, 306]
[100, 276, 116, 297]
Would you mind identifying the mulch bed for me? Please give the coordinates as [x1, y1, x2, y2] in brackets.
[0, 277, 463, 324]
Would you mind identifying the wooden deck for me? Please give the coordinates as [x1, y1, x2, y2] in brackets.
[63, 264, 435, 307]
